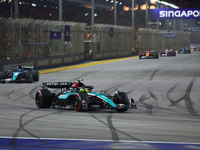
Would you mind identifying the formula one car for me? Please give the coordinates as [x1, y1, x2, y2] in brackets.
[139, 50, 159, 59]
[0, 65, 39, 83]
[178, 47, 191, 54]
[160, 48, 176, 57]
[35, 79, 137, 112]
[194, 46, 200, 51]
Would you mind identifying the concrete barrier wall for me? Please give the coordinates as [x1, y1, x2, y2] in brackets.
[137, 28, 191, 53]
[0, 53, 85, 71]
[92, 50, 135, 61]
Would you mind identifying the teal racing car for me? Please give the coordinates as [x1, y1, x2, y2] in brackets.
[0, 65, 39, 83]
[35, 79, 137, 112]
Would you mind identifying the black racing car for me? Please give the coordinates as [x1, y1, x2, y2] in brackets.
[160, 48, 176, 57]
[178, 47, 191, 54]
[35, 79, 137, 112]
[139, 50, 159, 59]
[0, 65, 39, 83]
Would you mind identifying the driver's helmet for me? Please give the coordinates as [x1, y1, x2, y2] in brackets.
[79, 88, 85, 92]
[16, 64, 22, 72]
[17, 64, 22, 69]
[79, 88, 90, 93]
[185, 47, 188, 50]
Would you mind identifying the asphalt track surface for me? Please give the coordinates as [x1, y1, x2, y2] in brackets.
[0, 51, 200, 150]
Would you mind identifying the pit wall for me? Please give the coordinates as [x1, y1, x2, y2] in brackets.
[137, 28, 191, 53]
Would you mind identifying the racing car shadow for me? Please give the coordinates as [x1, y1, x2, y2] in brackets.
[50, 107, 135, 113]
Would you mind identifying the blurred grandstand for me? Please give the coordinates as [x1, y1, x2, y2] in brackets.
[0, 0, 157, 28]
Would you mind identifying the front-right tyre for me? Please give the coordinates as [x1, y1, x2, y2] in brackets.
[73, 92, 89, 112]
[35, 89, 52, 108]
[32, 70, 39, 81]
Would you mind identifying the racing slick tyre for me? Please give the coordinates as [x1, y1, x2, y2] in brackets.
[139, 54, 142, 59]
[73, 92, 89, 112]
[26, 71, 33, 83]
[154, 53, 159, 59]
[32, 70, 39, 81]
[116, 92, 130, 112]
[173, 52, 176, 56]
[156, 53, 159, 59]
[35, 89, 52, 108]
[0, 72, 6, 83]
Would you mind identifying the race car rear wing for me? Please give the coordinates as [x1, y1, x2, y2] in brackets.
[14, 66, 34, 69]
[42, 82, 71, 88]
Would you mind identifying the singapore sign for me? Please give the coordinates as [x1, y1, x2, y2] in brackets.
[149, 9, 200, 20]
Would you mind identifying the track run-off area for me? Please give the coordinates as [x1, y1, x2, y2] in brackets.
[0, 51, 200, 150]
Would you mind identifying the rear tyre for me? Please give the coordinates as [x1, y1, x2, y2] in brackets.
[32, 70, 39, 81]
[73, 92, 89, 112]
[35, 89, 52, 108]
[116, 92, 130, 112]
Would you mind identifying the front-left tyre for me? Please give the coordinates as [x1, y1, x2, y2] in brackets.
[26, 72, 33, 83]
[0, 72, 6, 83]
[116, 92, 130, 112]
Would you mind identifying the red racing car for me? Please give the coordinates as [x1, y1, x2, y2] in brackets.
[194, 46, 200, 51]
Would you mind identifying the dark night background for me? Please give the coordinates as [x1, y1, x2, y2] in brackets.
[165, 0, 200, 8]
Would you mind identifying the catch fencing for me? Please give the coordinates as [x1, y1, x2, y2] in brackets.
[86, 24, 135, 60]
[0, 18, 86, 70]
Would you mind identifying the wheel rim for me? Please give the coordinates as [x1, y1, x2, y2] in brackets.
[73, 96, 81, 111]
[74, 98, 79, 109]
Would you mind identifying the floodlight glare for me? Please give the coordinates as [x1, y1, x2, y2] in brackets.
[156, 0, 179, 8]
